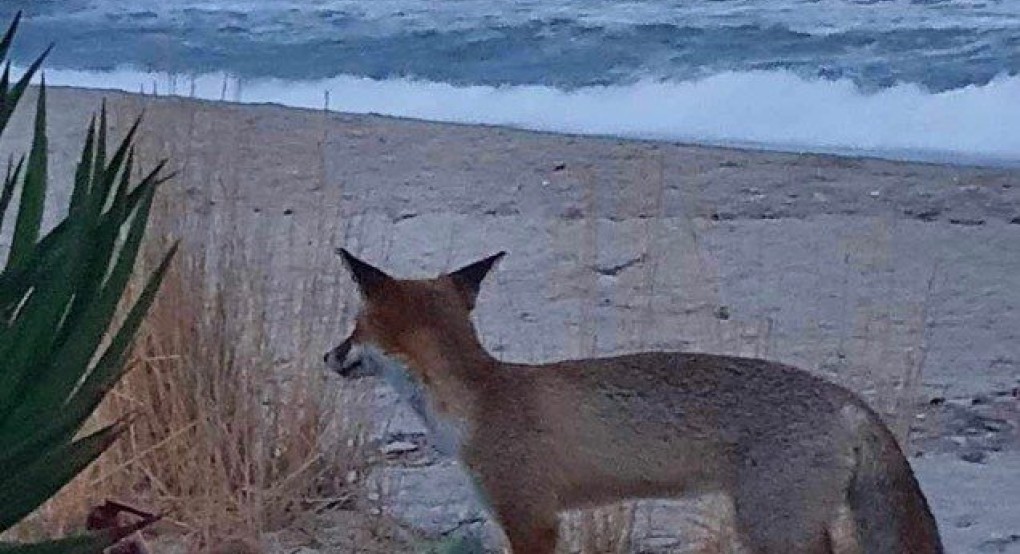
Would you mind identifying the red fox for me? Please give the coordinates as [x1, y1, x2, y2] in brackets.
[324, 249, 943, 554]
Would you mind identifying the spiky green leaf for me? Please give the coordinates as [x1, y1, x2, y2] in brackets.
[0, 512, 159, 554]
[69, 115, 97, 209]
[0, 154, 25, 239]
[0, 424, 122, 532]
[0, 43, 51, 136]
[6, 163, 168, 429]
[6, 79, 47, 270]
[0, 12, 20, 63]
[0, 14, 174, 551]
[63, 242, 179, 434]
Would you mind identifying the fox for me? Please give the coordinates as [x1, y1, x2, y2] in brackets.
[323, 248, 943, 554]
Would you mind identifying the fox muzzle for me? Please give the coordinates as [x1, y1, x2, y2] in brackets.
[324, 338, 373, 378]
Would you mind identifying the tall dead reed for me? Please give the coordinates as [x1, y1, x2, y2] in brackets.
[13, 184, 365, 551]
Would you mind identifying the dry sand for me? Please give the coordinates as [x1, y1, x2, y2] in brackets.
[2, 86, 1019, 552]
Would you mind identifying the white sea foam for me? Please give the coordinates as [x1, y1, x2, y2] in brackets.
[32, 67, 1020, 166]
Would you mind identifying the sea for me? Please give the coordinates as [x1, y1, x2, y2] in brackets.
[1, 0, 1018, 166]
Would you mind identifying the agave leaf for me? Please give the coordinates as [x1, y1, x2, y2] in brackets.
[0, 511, 159, 554]
[55, 118, 119, 347]
[111, 147, 133, 218]
[92, 116, 142, 222]
[0, 259, 79, 426]
[0, 266, 86, 437]
[0, 160, 91, 429]
[0, 44, 51, 137]
[0, 264, 31, 324]
[6, 79, 47, 271]
[0, 423, 122, 533]
[1, 244, 177, 489]
[0, 536, 116, 554]
[0, 12, 19, 63]
[95, 101, 107, 184]
[0, 154, 24, 239]
[0, 143, 150, 284]
[69, 115, 97, 210]
[0, 63, 10, 135]
[49, 168, 168, 398]
[74, 122, 147, 310]
[0, 204, 66, 322]
[3, 165, 166, 431]
[91, 160, 168, 292]
[0, 14, 176, 550]
[0, 409, 86, 478]
[0, 11, 18, 136]
[0, 158, 167, 322]
[63, 242, 179, 435]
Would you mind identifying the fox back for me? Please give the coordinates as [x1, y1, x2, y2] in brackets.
[324, 249, 943, 554]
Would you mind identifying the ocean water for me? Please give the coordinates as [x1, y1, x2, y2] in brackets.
[1, 0, 1018, 165]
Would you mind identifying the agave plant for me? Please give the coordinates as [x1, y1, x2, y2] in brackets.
[0, 12, 176, 553]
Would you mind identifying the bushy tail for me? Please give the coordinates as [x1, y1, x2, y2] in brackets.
[848, 419, 944, 553]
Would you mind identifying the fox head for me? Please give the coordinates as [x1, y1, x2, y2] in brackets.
[323, 248, 505, 379]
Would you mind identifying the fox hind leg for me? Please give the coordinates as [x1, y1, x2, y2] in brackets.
[492, 501, 558, 554]
[731, 469, 836, 553]
[503, 520, 557, 554]
[475, 471, 558, 553]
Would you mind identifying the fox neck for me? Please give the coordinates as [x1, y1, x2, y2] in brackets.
[375, 327, 495, 455]
[402, 326, 496, 402]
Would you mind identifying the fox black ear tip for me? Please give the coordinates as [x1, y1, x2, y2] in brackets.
[335, 248, 361, 270]
[481, 251, 507, 268]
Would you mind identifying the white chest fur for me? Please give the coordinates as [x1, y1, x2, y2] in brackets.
[360, 345, 468, 457]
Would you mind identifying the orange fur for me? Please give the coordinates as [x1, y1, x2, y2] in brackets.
[325, 249, 943, 554]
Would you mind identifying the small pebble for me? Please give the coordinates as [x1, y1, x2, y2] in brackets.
[959, 449, 987, 464]
[382, 440, 419, 455]
[954, 514, 976, 529]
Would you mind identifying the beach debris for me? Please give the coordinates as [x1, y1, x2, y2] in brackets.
[959, 449, 987, 464]
[383, 440, 420, 455]
[86, 500, 160, 554]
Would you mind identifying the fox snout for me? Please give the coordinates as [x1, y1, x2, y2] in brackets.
[323, 338, 372, 378]
[323, 339, 351, 373]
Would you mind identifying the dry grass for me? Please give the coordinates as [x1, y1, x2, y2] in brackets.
[99, 248, 342, 547]
[11, 186, 368, 551]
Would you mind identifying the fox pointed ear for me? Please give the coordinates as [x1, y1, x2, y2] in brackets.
[448, 251, 506, 310]
[336, 248, 393, 297]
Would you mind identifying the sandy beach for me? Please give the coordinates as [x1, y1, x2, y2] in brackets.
[3, 85, 1019, 552]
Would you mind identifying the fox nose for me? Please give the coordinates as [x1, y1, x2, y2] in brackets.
[324, 339, 354, 374]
